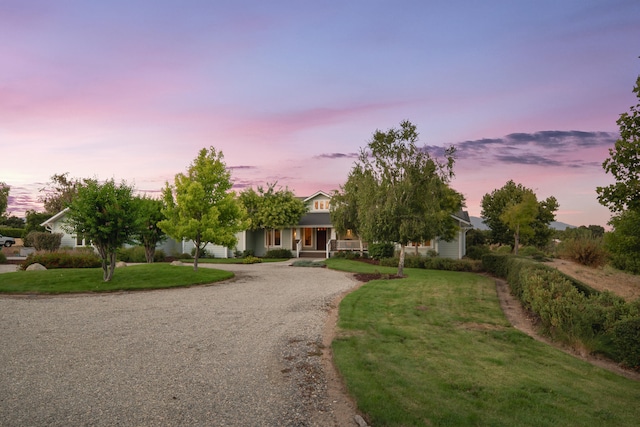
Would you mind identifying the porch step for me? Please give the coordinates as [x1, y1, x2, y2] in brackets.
[298, 251, 326, 258]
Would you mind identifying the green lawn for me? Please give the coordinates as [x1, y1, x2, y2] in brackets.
[0, 263, 233, 294]
[325, 259, 640, 427]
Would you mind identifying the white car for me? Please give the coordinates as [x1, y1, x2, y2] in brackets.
[0, 234, 16, 247]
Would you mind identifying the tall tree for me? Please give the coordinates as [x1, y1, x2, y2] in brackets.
[339, 120, 464, 276]
[0, 182, 9, 218]
[597, 76, 640, 213]
[39, 172, 81, 214]
[330, 168, 367, 253]
[500, 192, 538, 255]
[239, 183, 307, 253]
[133, 196, 167, 263]
[65, 179, 139, 281]
[159, 147, 245, 271]
[481, 180, 558, 248]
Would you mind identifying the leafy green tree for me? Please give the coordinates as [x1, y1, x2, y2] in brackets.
[339, 120, 464, 276]
[23, 210, 52, 237]
[330, 169, 367, 253]
[0, 182, 9, 218]
[159, 147, 245, 271]
[65, 179, 139, 281]
[605, 209, 640, 273]
[133, 196, 167, 263]
[239, 183, 307, 252]
[500, 192, 538, 255]
[481, 180, 558, 248]
[0, 215, 25, 228]
[39, 172, 81, 214]
[597, 76, 640, 213]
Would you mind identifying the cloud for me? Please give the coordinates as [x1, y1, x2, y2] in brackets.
[453, 130, 616, 167]
[313, 152, 359, 160]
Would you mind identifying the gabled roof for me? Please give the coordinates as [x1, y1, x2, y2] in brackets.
[302, 190, 332, 202]
[40, 207, 69, 227]
[452, 210, 472, 226]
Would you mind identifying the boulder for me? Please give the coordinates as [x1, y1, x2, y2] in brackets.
[26, 263, 47, 271]
[170, 260, 183, 266]
[115, 261, 127, 268]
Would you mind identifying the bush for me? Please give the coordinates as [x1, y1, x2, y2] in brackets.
[176, 253, 193, 260]
[242, 255, 262, 264]
[465, 245, 490, 260]
[612, 318, 640, 369]
[558, 237, 607, 268]
[234, 249, 255, 258]
[368, 242, 395, 260]
[380, 255, 482, 272]
[117, 246, 165, 263]
[24, 232, 62, 252]
[191, 247, 209, 258]
[0, 252, 6, 264]
[0, 227, 24, 238]
[264, 249, 293, 259]
[332, 251, 361, 260]
[21, 250, 102, 269]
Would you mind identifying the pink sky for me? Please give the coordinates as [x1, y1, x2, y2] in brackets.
[2, 1, 639, 227]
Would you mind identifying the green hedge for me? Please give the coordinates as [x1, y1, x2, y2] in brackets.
[264, 249, 293, 259]
[117, 246, 165, 263]
[368, 242, 395, 260]
[380, 254, 482, 272]
[482, 253, 640, 369]
[0, 227, 23, 238]
[21, 250, 102, 270]
[0, 252, 6, 264]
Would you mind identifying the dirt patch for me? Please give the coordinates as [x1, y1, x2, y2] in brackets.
[545, 258, 640, 301]
[352, 272, 403, 282]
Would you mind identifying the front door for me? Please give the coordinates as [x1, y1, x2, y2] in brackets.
[316, 228, 327, 250]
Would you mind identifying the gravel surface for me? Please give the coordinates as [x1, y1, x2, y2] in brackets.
[0, 261, 360, 426]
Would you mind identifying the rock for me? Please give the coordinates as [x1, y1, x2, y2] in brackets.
[170, 260, 183, 266]
[26, 263, 46, 271]
[354, 415, 368, 427]
[115, 261, 127, 268]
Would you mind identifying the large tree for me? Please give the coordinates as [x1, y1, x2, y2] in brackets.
[239, 183, 307, 253]
[159, 147, 245, 271]
[133, 195, 167, 263]
[39, 172, 81, 214]
[337, 120, 464, 276]
[597, 76, 640, 213]
[65, 179, 139, 281]
[330, 168, 367, 253]
[500, 192, 538, 255]
[481, 180, 558, 248]
[0, 182, 9, 218]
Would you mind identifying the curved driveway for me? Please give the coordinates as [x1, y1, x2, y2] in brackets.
[0, 261, 358, 426]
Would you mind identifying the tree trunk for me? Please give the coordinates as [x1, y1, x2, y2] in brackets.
[144, 244, 155, 263]
[398, 244, 406, 277]
[514, 225, 520, 256]
[96, 245, 110, 282]
[105, 251, 116, 282]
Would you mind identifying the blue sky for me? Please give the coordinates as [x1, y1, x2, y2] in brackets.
[1, 0, 639, 226]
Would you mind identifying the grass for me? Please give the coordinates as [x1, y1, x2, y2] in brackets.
[325, 259, 640, 427]
[0, 263, 233, 294]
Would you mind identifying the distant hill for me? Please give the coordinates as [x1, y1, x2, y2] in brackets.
[470, 216, 575, 231]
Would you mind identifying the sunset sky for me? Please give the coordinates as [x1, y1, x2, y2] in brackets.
[2, 0, 639, 227]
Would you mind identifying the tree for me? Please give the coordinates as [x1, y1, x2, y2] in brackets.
[0, 182, 9, 218]
[133, 196, 167, 263]
[330, 168, 367, 253]
[0, 215, 25, 228]
[597, 76, 640, 213]
[159, 147, 245, 271]
[39, 173, 81, 214]
[338, 120, 464, 276]
[481, 180, 558, 248]
[239, 183, 307, 252]
[65, 179, 139, 281]
[500, 192, 538, 255]
[23, 210, 52, 236]
[605, 209, 640, 273]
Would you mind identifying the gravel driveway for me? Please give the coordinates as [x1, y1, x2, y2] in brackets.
[0, 261, 359, 426]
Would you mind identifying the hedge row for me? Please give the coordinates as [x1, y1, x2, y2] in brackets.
[482, 253, 640, 370]
[0, 227, 24, 238]
[21, 250, 102, 270]
[379, 254, 483, 273]
[117, 246, 165, 263]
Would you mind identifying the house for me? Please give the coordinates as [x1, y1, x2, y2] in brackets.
[41, 191, 472, 259]
[236, 190, 473, 259]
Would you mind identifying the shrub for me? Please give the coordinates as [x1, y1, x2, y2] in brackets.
[612, 318, 640, 369]
[368, 242, 395, 260]
[0, 252, 6, 264]
[264, 249, 293, 259]
[380, 255, 482, 272]
[117, 246, 165, 263]
[0, 227, 24, 238]
[176, 253, 193, 260]
[21, 250, 102, 269]
[25, 232, 62, 252]
[234, 249, 255, 259]
[191, 247, 209, 258]
[242, 255, 262, 264]
[558, 236, 607, 268]
[332, 251, 361, 260]
[465, 245, 490, 260]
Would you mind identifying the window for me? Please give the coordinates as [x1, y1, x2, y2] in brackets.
[303, 228, 312, 246]
[76, 234, 90, 246]
[266, 229, 282, 247]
